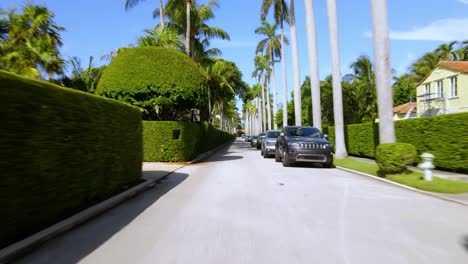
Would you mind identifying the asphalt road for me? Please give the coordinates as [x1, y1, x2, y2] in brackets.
[15, 139, 468, 263]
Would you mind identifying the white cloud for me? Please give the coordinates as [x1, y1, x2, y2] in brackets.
[457, 0, 468, 4]
[389, 18, 468, 41]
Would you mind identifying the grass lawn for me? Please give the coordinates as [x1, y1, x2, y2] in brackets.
[335, 158, 468, 194]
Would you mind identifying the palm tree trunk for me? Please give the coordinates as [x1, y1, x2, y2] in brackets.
[185, 0, 191, 56]
[207, 83, 211, 122]
[265, 78, 272, 130]
[304, 0, 322, 131]
[158, 0, 164, 27]
[261, 83, 267, 131]
[255, 97, 263, 134]
[371, 0, 395, 144]
[289, 0, 302, 126]
[270, 50, 278, 130]
[280, 20, 288, 128]
[219, 101, 224, 130]
[326, 0, 347, 158]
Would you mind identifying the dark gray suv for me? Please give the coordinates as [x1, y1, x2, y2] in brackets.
[275, 126, 333, 168]
[261, 130, 281, 158]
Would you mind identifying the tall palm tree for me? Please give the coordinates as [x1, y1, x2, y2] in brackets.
[253, 55, 272, 131]
[370, 0, 395, 144]
[125, 0, 165, 27]
[255, 20, 285, 129]
[304, 0, 322, 131]
[288, 0, 302, 126]
[326, 0, 347, 157]
[209, 59, 235, 130]
[251, 83, 264, 132]
[162, 0, 229, 58]
[260, 0, 289, 128]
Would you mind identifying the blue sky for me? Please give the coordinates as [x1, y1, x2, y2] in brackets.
[2, 0, 468, 109]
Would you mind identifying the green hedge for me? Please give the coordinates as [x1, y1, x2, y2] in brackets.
[96, 47, 207, 120]
[144, 121, 235, 162]
[0, 70, 143, 248]
[328, 112, 468, 172]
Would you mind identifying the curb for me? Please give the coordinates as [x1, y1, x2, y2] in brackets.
[336, 166, 468, 207]
[188, 139, 235, 164]
[0, 173, 169, 264]
[0, 140, 234, 263]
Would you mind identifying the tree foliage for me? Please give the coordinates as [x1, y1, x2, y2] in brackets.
[0, 5, 64, 79]
[60, 56, 106, 93]
[96, 47, 207, 121]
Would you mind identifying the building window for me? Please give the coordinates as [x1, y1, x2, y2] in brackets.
[424, 83, 430, 100]
[436, 80, 443, 98]
[450, 77, 458, 97]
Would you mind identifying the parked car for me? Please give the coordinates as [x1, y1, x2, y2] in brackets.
[275, 126, 333, 168]
[261, 130, 281, 158]
[250, 136, 258, 147]
[256, 132, 265, 149]
[245, 135, 252, 142]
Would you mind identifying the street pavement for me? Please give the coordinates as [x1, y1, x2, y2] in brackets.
[15, 139, 468, 263]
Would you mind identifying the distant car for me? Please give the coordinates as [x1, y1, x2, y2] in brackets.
[250, 136, 258, 147]
[256, 132, 265, 149]
[241, 134, 246, 139]
[261, 130, 281, 158]
[245, 135, 252, 142]
[275, 126, 333, 168]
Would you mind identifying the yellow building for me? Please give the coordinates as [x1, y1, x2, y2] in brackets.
[416, 61, 468, 117]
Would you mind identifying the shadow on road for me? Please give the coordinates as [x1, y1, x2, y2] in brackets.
[16, 172, 189, 264]
[462, 235, 468, 253]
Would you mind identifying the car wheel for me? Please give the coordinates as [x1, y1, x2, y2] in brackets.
[323, 158, 334, 168]
[282, 150, 291, 167]
[275, 148, 281, 162]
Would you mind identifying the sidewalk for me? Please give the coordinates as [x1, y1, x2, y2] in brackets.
[346, 156, 468, 205]
[348, 156, 468, 182]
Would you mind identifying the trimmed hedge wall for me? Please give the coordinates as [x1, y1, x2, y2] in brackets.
[0, 70, 143, 248]
[327, 112, 468, 172]
[144, 121, 235, 162]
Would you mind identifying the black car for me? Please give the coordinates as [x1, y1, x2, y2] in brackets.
[256, 132, 265, 149]
[275, 126, 333, 168]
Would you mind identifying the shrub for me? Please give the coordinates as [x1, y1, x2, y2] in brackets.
[143, 121, 235, 162]
[0, 70, 142, 248]
[328, 112, 468, 172]
[96, 47, 207, 120]
[376, 143, 418, 175]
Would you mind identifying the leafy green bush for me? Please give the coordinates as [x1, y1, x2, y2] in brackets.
[144, 121, 235, 162]
[0, 70, 142, 248]
[96, 47, 207, 120]
[328, 112, 468, 172]
[376, 143, 417, 175]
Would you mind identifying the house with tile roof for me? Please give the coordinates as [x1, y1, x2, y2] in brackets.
[416, 61, 468, 117]
[393, 102, 416, 120]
